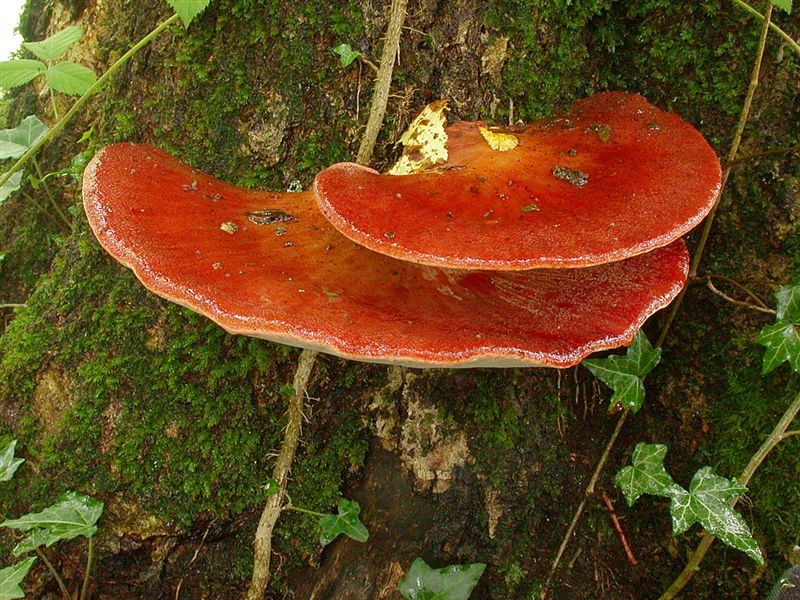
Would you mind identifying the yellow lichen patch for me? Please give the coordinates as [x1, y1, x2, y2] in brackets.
[388, 100, 450, 176]
[479, 127, 519, 151]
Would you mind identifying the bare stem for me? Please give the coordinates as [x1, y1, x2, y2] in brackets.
[355, 0, 408, 165]
[32, 158, 72, 231]
[245, 348, 317, 600]
[730, 0, 800, 57]
[704, 273, 771, 309]
[0, 304, 26, 309]
[660, 385, 800, 600]
[34, 548, 71, 600]
[705, 277, 776, 315]
[81, 536, 94, 600]
[727, 142, 800, 168]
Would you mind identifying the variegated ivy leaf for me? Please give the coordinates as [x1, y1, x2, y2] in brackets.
[0, 440, 24, 482]
[669, 467, 763, 564]
[0, 491, 103, 547]
[0, 557, 36, 600]
[318, 498, 369, 546]
[0, 116, 48, 160]
[757, 284, 800, 374]
[398, 558, 486, 600]
[583, 330, 661, 413]
[615, 443, 678, 506]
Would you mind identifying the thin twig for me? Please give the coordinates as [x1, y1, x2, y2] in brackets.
[0, 304, 25, 309]
[601, 491, 638, 566]
[356, 0, 408, 165]
[705, 278, 776, 315]
[35, 548, 71, 600]
[245, 348, 317, 600]
[704, 273, 771, 309]
[779, 430, 800, 441]
[730, 0, 800, 57]
[32, 158, 72, 231]
[727, 142, 800, 168]
[660, 384, 800, 599]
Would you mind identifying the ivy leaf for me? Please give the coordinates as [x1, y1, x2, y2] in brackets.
[0, 116, 48, 160]
[0, 440, 24, 483]
[615, 443, 678, 506]
[46, 62, 97, 96]
[333, 43, 361, 67]
[398, 558, 486, 600]
[669, 467, 763, 564]
[0, 491, 104, 546]
[757, 284, 800, 374]
[583, 330, 661, 412]
[23, 26, 83, 62]
[12, 529, 50, 558]
[318, 498, 369, 546]
[165, 0, 213, 28]
[0, 60, 46, 89]
[0, 172, 23, 204]
[0, 557, 36, 600]
[773, 0, 792, 14]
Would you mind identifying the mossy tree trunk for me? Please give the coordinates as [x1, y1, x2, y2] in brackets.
[0, 1, 798, 598]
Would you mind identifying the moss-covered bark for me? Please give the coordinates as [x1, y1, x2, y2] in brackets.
[0, 0, 798, 598]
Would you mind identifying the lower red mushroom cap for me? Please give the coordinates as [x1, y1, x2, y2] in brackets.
[83, 143, 689, 368]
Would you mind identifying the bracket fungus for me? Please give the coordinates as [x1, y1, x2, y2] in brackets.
[314, 92, 722, 270]
[83, 142, 690, 368]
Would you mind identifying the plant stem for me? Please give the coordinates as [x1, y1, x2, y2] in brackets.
[81, 536, 94, 600]
[0, 13, 181, 191]
[34, 548, 71, 600]
[727, 142, 800, 168]
[285, 505, 327, 518]
[730, 0, 800, 57]
[245, 348, 317, 600]
[660, 386, 800, 599]
[49, 91, 60, 121]
[541, 408, 629, 598]
[356, 0, 408, 165]
[32, 158, 72, 231]
[0, 304, 26, 309]
[656, 1, 774, 348]
[705, 277, 776, 315]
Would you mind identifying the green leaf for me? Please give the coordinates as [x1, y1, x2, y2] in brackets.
[23, 26, 83, 62]
[264, 479, 279, 496]
[0, 60, 46, 89]
[0, 557, 36, 600]
[0, 172, 23, 203]
[45, 62, 97, 96]
[0, 440, 24, 483]
[12, 529, 50, 558]
[615, 443, 678, 506]
[0, 491, 104, 546]
[165, 0, 213, 28]
[757, 284, 800, 373]
[669, 467, 763, 563]
[583, 330, 661, 412]
[318, 498, 369, 546]
[398, 558, 486, 600]
[0, 116, 48, 160]
[773, 0, 792, 14]
[333, 43, 361, 67]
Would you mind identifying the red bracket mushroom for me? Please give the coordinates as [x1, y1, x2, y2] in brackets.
[313, 92, 721, 270]
[83, 141, 690, 368]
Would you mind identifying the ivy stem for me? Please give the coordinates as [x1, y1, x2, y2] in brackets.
[32, 158, 72, 231]
[703, 273, 771, 309]
[245, 348, 316, 600]
[726, 142, 800, 168]
[660, 387, 800, 599]
[34, 548, 71, 600]
[80, 536, 94, 600]
[0, 13, 181, 191]
[284, 505, 327, 518]
[730, 0, 800, 57]
[356, 0, 408, 165]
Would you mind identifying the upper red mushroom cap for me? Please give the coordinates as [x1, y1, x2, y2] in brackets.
[83, 143, 689, 368]
[314, 92, 721, 270]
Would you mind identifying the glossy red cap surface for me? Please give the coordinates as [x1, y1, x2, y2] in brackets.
[314, 92, 721, 270]
[83, 143, 689, 368]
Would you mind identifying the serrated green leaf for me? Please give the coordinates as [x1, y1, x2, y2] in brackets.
[0, 491, 104, 547]
[45, 62, 97, 96]
[0, 172, 23, 203]
[318, 498, 369, 546]
[23, 26, 83, 62]
[583, 330, 661, 412]
[333, 43, 361, 67]
[12, 529, 50, 558]
[0, 116, 48, 160]
[0, 557, 36, 600]
[0, 440, 24, 483]
[669, 467, 762, 563]
[615, 443, 677, 506]
[165, 0, 213, 28]
[398, 558, 486, 600]
[773, 0, 792, 14]
[0, 60, 46, 89]
[757, 284, 800, 373]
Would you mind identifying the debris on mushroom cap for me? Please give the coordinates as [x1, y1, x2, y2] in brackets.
[83, 143, 689, 368]
[313, 92, 722, 270]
